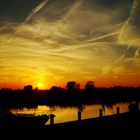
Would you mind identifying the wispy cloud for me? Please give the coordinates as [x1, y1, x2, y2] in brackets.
[135, 48, 140, 58]
[62, 0, 86, 21]
[24, 0, 49, 23]
[0, 0, 140, 88]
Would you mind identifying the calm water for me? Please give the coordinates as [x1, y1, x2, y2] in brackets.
[11, 102, 140, 125]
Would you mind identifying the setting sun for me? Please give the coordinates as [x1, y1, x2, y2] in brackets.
[38, 83, 43, 89]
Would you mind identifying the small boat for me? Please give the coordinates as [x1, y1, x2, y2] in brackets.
[0, 109, 49, 127]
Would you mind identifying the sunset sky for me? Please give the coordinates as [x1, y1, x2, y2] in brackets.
[0, 0, 140, 89]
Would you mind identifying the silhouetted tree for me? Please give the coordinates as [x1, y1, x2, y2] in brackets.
[24, 85, 33, 92]
[66, 81, 80, 91]
[49, 86, 64, 94]
[34, 87, 39, 91]
[85, 81, 95, 90]
[34, 87, 39, 93]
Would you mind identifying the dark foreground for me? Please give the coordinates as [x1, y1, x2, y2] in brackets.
[0, 111, 140, 140]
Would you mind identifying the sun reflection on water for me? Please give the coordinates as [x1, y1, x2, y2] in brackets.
[11, 102, 139, 124]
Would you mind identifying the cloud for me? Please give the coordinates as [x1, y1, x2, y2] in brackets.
[118, 0, 140, 47]
[0, 0, 140, 87]
[24, 0, 49, 23]
[61, 0, 86, 21]
[102, 56, 140, 77]
[102, 65, 112, 74]
[135, 48, 140, 58]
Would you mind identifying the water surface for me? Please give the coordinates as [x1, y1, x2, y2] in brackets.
[11, 102, 139, 124]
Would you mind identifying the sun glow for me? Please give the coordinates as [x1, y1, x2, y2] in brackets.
[37, 83, 43, 89]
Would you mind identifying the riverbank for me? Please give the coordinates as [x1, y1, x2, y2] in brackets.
[0, 87, 140, 109]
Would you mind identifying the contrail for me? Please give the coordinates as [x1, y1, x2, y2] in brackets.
[55, 31, 120, 52]
[86, 23, 123, 42]
[113, 54, 126, 64]
[0, 25, 7, 32]
[82, 31, 120, 44]
[135, 48, 140, 58]
[6, 0, 49, 44]
[62, 0, 86, 21]
[24, 0, 49, 23]
[116, 0, 140, 64]
[118, 0, 140, 42]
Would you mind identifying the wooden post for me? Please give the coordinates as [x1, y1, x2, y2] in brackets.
[99, 109, 103, 117]
[50, 114, 55, 125]
[78, 111, 81, 121]
[116, 107, 120, 115]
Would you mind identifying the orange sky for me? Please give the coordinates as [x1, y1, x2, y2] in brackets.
[0, 73, 140, 90]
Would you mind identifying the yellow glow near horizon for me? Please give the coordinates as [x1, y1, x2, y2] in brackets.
[37, 83, 43, 89]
